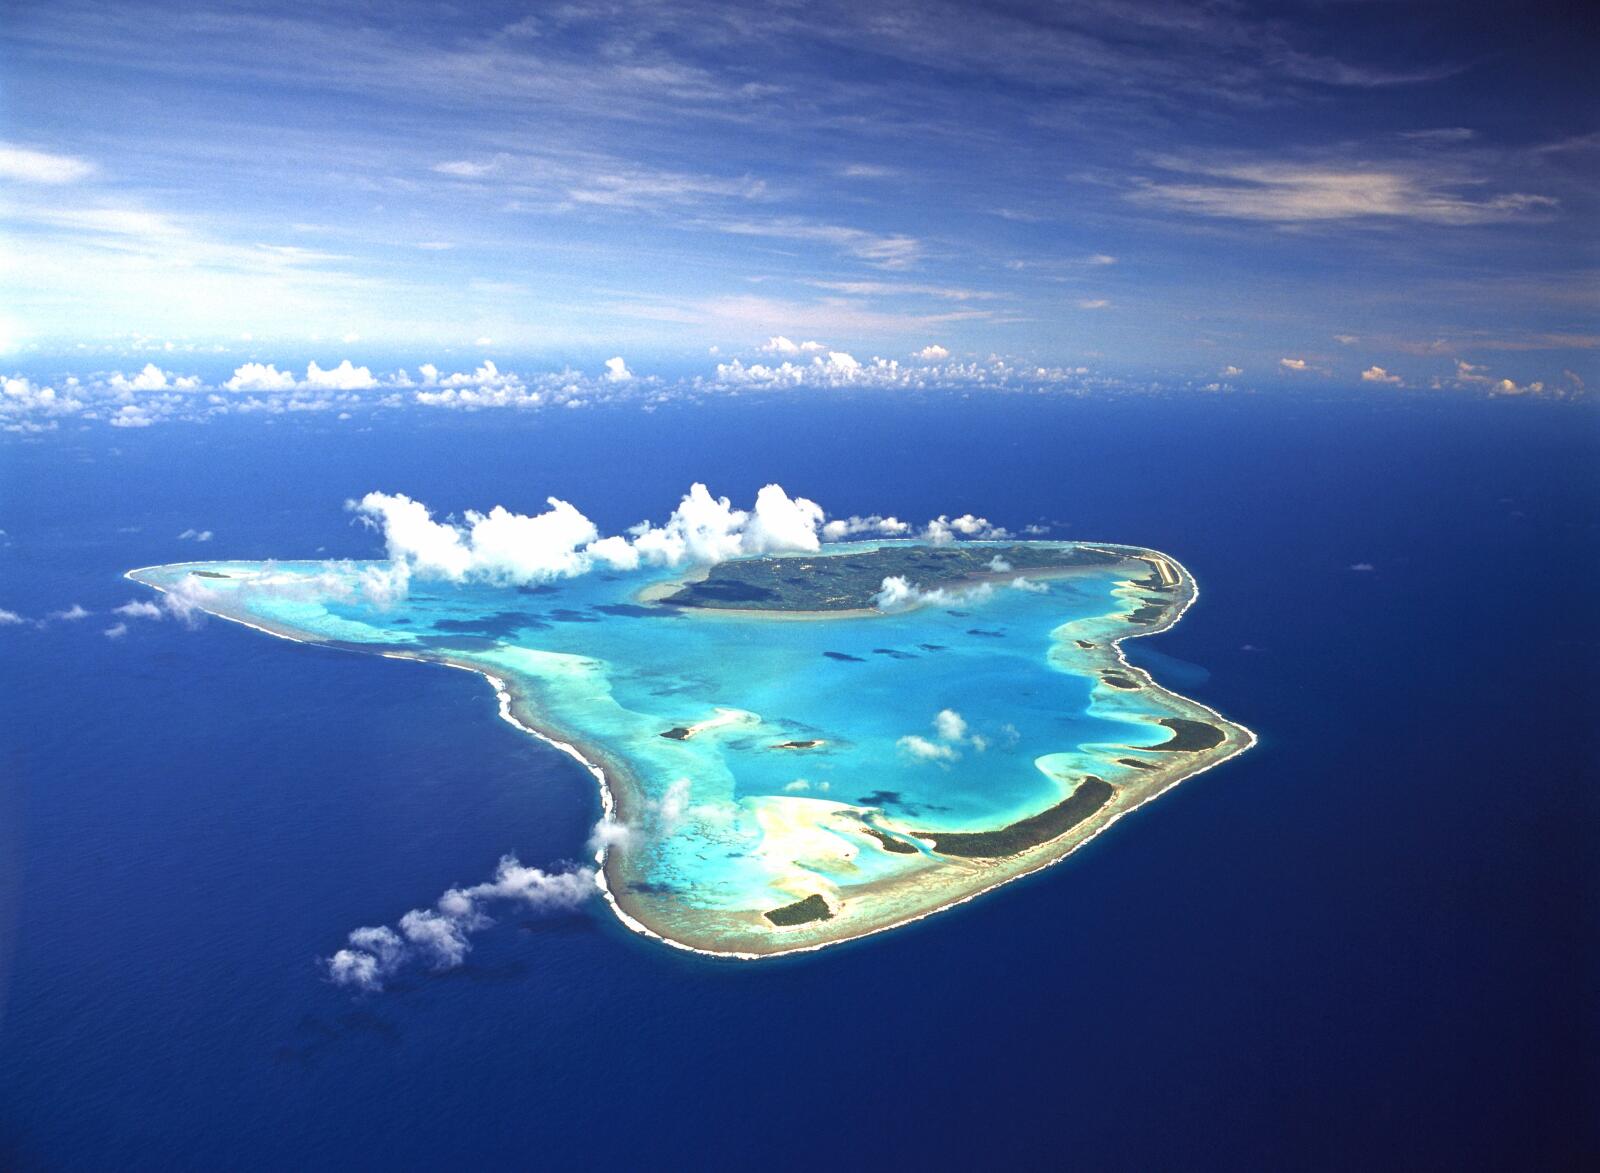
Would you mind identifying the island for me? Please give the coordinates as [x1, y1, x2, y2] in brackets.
[128, 540, 1254, 958]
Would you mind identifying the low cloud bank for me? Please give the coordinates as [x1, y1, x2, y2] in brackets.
[326, 856, 597, 992]
[347, 481, 1028, 595]
[873, 575, 994, 613]
[348, 481, 826, 586]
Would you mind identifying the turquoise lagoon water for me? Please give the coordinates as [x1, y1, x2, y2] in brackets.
[133, 541, 1226, 953]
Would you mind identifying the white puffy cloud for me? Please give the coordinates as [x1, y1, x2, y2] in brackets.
[820, 514, 911, 541]
[108, 405, 155, 428]
[2, 376, 85, 422]
[103, 622, 129, 638]
[349, 492, 478, 579]
[628, 483, 824, 567]
[107, 363, 200, 393]
[0, 608, 25, 625]
[923, 513, 1009, 543]
[460, 500, 599, 582]
[603, 356, 632, 382]
[760, 336, 827, 355]
[114, 599, 165, 620]
[916, 344, 950, 360]
[1361, 365, 1403, 385]
[1222, 365, 1244, 377]
[872, 575, 993, 613]
[350, 482, 828, 589]
[304, 360, 377, 390]
[1009, 576, 1049, 593]
[223, 363, 297, 392]
[587, 815, 633, 854]
[741, 484, 825, 555]
[934, 709, 967, 742]
[157, 577, 218, 628]
[1280, 357, 1309, 372]
[897, 734, 959, 763]
[177, 528, 213, 541]
[49, 603, 91, 622]
[326, 855, 596, 991]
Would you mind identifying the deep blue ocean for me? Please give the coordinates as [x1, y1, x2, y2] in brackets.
[1, 392, 1595, 1169]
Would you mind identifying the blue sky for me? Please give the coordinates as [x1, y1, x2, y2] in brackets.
[1, 0, 1595, 414]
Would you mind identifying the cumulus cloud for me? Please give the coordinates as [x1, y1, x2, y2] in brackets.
[157, 577, 219, 628]
[0, 608, 24, 625]
[928, 707, 989, 752]
[114, 599, 165, 620]
[783, 778, 830, 793]
[760, 336, 827, 355]
[604, 356, 632, 382]
[873, 575, 993, 613]
[897, 734, 959, 763]
[922, 514, 1009, 543]
[177, 528, 214, 541]
[103, 622, 128, 639]
[934, 709, 967, 742]
[1279, 357, 1309, 372]
[48, 603, 91, 622]
[1222, 365, 1244, 377]
[1361, 365, 1404, 385]
[586, 815, 633, 854]
[820, 514, 911, 541]
[223, 363, 296, 392]
[915, 344, 951, 360]
[326, 855, 597, 991]
[304, 360, 377, 390]
[349, 482, 828, 589]
[107, 363, 200, 393]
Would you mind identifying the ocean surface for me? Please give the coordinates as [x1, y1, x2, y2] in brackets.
[1, 391, 1595, 1168]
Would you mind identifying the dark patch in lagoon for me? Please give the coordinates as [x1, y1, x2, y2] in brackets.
[414, 635, 503, 652]
[967, 628, 1005, 638]
[550, 609, 601, 623]
[919, 643, 948, 652]
[516, 583, 562, 596]
[432, 611, 548, 636]
[856, 789, 903, 808]
[823, 651, 864, 662]
[873, 648, 916, 659]
[627, 880, 681, 895]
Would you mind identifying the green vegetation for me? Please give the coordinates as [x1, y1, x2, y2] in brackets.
[764, 894, 834, 926]
[917, 777, 1115, 858]
[860, 826, 920, 854]
[1138, 718, 1225, 752]
[661, 543, 1126, 612]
